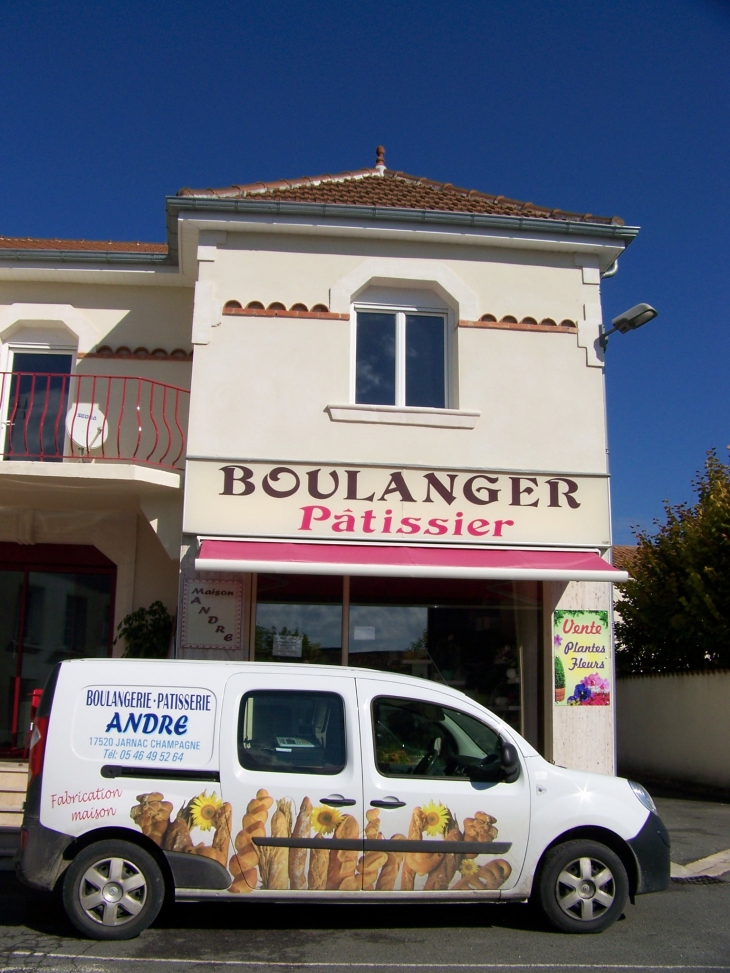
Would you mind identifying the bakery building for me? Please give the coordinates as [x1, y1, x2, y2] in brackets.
[0, 149, 633, 780]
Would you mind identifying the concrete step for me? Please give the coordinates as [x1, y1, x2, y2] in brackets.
[0, 763, 28, 829]
[0, 810, 22, 828]
[0, 791, 24, 811]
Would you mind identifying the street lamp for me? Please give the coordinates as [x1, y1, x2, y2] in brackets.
[600, 303, 658, 350]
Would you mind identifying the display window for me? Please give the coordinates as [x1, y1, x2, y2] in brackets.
[248, 573, 541, 735]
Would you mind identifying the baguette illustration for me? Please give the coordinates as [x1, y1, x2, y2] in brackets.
[453, 858, 512, 891]
[424, 825, 463, 891]
[359, 808, 386, 891]
[404, 802, 444, 878]
[130, 792, 173, 846]
[375, 833, 406, 891]
[263, 798, 292, 890]
[162, 804, 194, 853]
[359, 850, 389, 890]
[195, 802, 232, 867]
[289, 797, 313, 890]
[229, 788, 274, 894]
[308, 836, 329, 890]
[400, 807, 425, 890]
[326, 813, 360, 890]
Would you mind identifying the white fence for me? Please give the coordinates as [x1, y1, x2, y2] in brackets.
[617, 670, 730, 791]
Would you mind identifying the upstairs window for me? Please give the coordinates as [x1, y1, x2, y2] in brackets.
[355, 310, 447, 409]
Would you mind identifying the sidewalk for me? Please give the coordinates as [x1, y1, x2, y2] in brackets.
[654, 793, 730, 879]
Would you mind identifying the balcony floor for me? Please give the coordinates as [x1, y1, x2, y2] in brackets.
[0, 460, 181, 492]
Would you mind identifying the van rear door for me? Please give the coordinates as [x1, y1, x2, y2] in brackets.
[219, 671, 364, 893]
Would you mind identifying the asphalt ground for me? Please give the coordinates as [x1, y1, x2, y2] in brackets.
[1, 795, 728, 973]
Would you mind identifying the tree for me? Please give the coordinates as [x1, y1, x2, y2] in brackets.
[115, 601, 174, 658]
[615, 450, 730, 675]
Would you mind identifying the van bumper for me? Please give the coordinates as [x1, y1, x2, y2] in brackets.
[627, 811, 671, 895]
[16, 818, 73, 892]
[15, 777, 73, 892]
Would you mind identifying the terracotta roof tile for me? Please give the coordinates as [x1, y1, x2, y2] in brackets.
[178, 149, 623, 226]
[0, 236, 167, 254]
[612, 545, 638, 572]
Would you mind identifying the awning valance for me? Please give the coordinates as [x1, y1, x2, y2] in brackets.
[196, 540, 628, 583]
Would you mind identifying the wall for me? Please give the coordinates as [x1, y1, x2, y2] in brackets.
[0, 280, 193, 356]
[209, 235, 589, 326]
[617, 670, 730, 792]
[189, 237, 608, 477]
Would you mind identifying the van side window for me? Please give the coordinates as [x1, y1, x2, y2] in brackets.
[373, 696, 502, 780]
[238, 691, 346, 775]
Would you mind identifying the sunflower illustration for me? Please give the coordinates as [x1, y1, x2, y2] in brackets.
[311, 805, 342, 835]
[189, 791, 223, 831]
[459, 858, 479, 876]
[422, 800, 449, 836]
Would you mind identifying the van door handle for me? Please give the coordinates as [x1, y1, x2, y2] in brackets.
[370, 798, 407, 809]
[320, 795, 357, 807]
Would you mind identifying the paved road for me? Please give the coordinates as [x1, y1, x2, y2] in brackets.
[1, 796, 728, 973]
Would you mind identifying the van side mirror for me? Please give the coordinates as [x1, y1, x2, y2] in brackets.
[500, 740, 521, 783]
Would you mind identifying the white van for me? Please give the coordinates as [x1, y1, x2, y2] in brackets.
[17, 659, 669, 939]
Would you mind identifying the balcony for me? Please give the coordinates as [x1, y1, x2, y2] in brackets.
[0, 372, 189, 472]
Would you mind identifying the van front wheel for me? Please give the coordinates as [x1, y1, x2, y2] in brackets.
[534, 839, 628, 934]
[62, 839, 165, 940]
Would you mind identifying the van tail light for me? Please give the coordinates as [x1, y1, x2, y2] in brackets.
[28, 715, 49, 786]
[20, 828, 29, 850]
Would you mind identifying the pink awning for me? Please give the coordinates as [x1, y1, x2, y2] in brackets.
[196, 540, 628, 582]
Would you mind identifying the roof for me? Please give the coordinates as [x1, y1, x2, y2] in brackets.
[177, 146, 624, 227]
[0, 236, 167, 254]
[612, 545, 638, 572]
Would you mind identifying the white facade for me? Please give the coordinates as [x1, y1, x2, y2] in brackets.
[0, 158, 635, 774]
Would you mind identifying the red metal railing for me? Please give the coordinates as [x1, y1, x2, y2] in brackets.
[0, 372, 189, 470]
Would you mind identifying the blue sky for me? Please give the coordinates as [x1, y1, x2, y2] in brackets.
[2, 0, 728, 543]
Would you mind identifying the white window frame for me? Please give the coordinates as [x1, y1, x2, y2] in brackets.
[351, 301, 453, 409]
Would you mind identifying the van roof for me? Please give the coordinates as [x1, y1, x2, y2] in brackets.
[59, 658, 468, 697]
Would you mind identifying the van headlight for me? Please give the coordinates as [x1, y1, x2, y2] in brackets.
[629, 780, 656, 813]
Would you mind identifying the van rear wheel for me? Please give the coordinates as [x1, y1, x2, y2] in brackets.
[534, 839, 628, 934]
[62, 839, 165, 940]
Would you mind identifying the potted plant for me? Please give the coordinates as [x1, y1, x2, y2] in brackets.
[115, 601, 174, 658]
[554, 654, 566, 702]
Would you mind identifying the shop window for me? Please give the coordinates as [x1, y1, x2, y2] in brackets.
[373, 696, 502, 780]
[238, 690, 346, 774]
[254, 573, 342, 665]
[355, 310, 447, 409]
[349, 576, 540, 732]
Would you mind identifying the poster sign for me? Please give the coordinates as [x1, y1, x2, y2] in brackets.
[553, 610, 611, 706]
[181, 579, 242, 650]
[272, 635, 303, 658]
[73, 684, 217, 765]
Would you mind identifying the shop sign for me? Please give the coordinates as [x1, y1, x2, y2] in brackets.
[553, 609, 611, 706]
[181, 579, 242, 650]
[184, 460, 611, 547]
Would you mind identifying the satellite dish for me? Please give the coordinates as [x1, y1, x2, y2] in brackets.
[66, 403, 108, 451]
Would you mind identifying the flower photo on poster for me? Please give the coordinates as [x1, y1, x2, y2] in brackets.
[553, 610, 611, 706]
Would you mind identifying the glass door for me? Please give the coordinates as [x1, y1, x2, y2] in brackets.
[0, 571, 25, 751]
[0, 569, 113, 753]
[5, 352, 73, 461]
